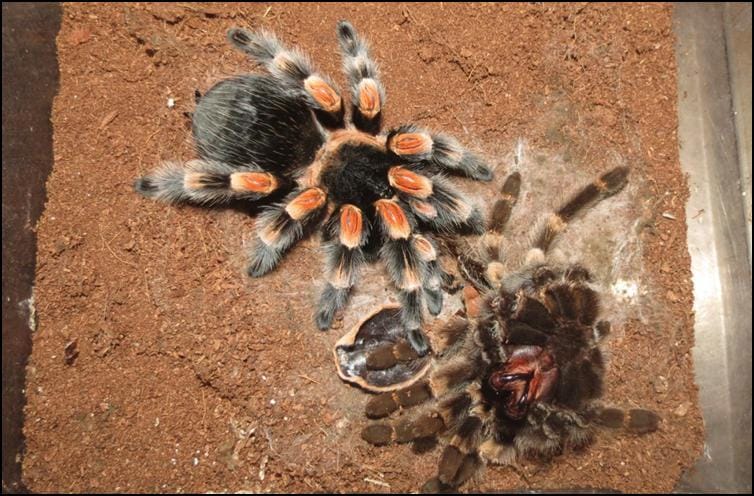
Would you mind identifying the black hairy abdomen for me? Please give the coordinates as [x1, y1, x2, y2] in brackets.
[192, 75, 324, 175]
[320, 143, 395, 206]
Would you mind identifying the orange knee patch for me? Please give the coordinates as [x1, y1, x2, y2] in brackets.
[358, 79, 381, 118]
[304, 75, 342, 113]
[389, 133, 432, 156]
[388, 167, 433, 198]
[449, 196, 473, 220]
[285, 188, 326, 220]
[230, 172, 277, 194]
[412, 235, 437, 262]
[375, 199, 411, 239]
[410, 200, 438, 219]
[339, 205, 363, 249]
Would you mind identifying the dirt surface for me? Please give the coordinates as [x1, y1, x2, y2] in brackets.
[23, 3, 704, 493]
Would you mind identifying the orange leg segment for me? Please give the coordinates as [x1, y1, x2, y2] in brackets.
[389, 132, 433, 157]
[375, 199, 411, 239]
[388, 167, 433, 198]
[339, 205, 364, 249]
[285, 187, 327, 220]
[304, 76, 342, 113]
[358, 79, 382, 119]
[230, 172, 279, 194]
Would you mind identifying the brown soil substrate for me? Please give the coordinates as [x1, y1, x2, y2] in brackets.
[24, 2, 703, 493]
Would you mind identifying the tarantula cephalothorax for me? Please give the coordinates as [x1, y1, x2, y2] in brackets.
[134, 21, 492, 354]
[351, 166, 660, 492]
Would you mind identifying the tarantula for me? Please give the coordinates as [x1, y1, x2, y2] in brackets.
[134, 21, 491, 354]
[350, 166, 661, 492]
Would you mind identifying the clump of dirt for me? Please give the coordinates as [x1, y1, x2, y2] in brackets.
[23, 3, 703, 493]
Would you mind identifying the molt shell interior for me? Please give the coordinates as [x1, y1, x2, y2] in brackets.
[333, 304, 432, 392]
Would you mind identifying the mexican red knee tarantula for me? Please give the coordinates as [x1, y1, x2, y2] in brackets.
[134, 21, 491, 354]
[354, 166, 661, 492]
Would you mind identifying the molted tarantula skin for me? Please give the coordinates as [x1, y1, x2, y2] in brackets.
[358, 166, 661, 492]
[134, 21, 491, 355]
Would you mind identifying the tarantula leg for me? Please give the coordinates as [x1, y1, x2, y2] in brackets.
[391, 168, 484, 235]
[388, 166, 434, 198]
[362, 386, 481, 457]
[226, 28, 345, 128]
[386, 124, 493, 181]
[412, 235, 446, 316]
[361, 411, 445, 446]
[420, 478, 456, 494]
[375, 199, 431, 355]
[365, 339, 421, 370]
[594, 320, 611, 340]
[531, 166, 629, 253]
[442, 236, 492, 292]
[336, 20, 385, 134]
[365, 380, 434, 419]
[478, 439, 517, 466]
[430, 353, 487, 397]
[432, 315, 470, 354]
[246, 187, 327, 277]
[594, 406, 661, 434]
[134, 160, 283, 206]
[315, 205, 369, 330]
[489, 171, 521, 233]
[437, 444, 483, 489]
[427, 390, 488, 489]
[627, 409, 661, 434]
[541, 282, 600, 326]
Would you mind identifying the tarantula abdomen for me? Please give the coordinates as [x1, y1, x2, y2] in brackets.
[193, 74, 325, 174]
[487, 345, 559, 420]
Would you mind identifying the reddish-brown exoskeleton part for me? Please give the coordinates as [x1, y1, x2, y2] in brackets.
[489, 346, 559, 420]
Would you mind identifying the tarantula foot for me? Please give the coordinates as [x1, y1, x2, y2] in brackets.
[596, 407, 660, 434]
[361, 424, 392, 446]
[564, 264, 593, 282]
[315, 310, 335, 331]
[365, 393, 399, 419]
[462, 153, 493, 182]
[133, 177, 157, 196]
[365, 381, 433, 419]
[595, 320, 611, 340]
[334, 304, 432, 392]
[421, 477, 455, 494]
[627, 409, 661, 434]
[407, 328, 431, 357]
[246, 244, 280, 278]
[315, 285, 349, 330]
[596, 407, 625, 428]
